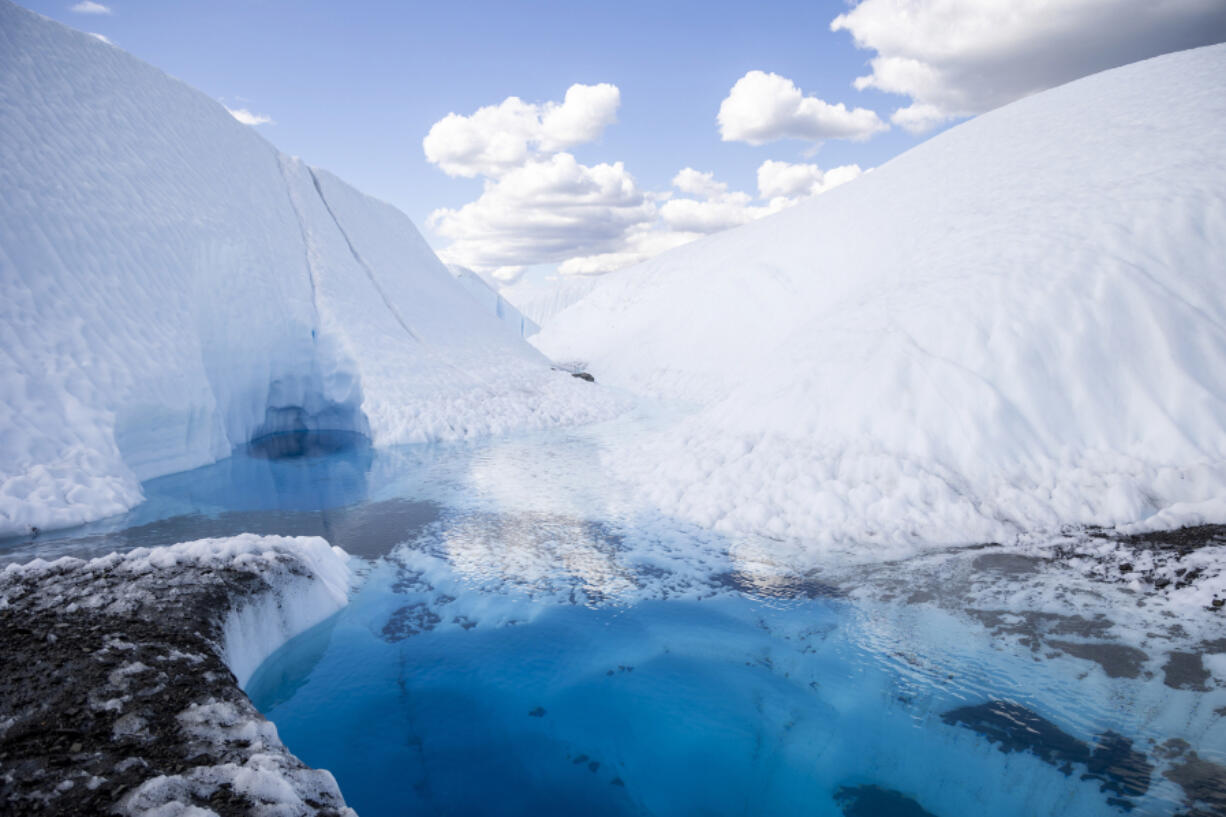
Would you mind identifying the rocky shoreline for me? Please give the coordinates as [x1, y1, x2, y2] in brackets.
[0, 536, 354, 817]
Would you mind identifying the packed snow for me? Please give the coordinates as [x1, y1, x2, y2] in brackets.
[536, 44, 1226, 557]
[0, 1, 610, 538]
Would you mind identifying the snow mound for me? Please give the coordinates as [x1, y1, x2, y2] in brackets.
[0, 1, 610, 537]
[536, 44, 1226, 556]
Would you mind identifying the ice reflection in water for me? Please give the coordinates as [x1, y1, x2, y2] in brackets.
[439, 511, 638, 603]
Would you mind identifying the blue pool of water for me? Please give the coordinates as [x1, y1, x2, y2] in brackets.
[244, 529, 1218, 817]
[5, 422, 1225, 816]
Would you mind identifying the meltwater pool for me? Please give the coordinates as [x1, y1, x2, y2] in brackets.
[5, 418, 1224, 817]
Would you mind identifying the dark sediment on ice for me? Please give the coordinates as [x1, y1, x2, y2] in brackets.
[0, 544, 353, 817]
[941, 700, 1154, 811]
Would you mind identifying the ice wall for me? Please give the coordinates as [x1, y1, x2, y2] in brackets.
[537, 44, 1226, 553]
[0, 2, 604, 537]
[447, 265, 540, 339]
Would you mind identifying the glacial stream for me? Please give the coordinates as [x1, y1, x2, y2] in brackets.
[3, 412, 1224, 817]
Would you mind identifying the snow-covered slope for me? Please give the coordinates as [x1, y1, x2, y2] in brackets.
[536, 44, 1226, 556]
[447, 264, 539, 338]
[0, 2, 606, 537]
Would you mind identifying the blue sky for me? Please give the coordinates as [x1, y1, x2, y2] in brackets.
[25, 2, 915, 225]
[22, 0, 1226, 283]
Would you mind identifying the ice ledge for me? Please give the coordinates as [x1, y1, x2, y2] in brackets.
[0, 534, 357, 816]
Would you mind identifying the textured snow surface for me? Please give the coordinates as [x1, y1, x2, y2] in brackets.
[537, 44, 1226, 557]
[0, 1, 611, 538]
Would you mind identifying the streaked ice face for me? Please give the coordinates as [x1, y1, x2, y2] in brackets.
[10, 421, 1225, 817]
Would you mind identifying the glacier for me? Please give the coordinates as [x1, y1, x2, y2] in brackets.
[0, 1, 608, 538]
[536, 43, 1226, 558]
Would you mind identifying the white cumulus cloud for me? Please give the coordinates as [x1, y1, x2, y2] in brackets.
[756, 160, 862, 200]
[423, 83, 620, 178]
[427, 153, 655, 281]
[559, 227, 701, 276]
[226, 107, 272, 126]
[718, 70, 888, 145]
[831, 0, 1226, 133]
[71, 1, 111, 13]
[672, 168, 728, 199]
[426, 85, 871, 278]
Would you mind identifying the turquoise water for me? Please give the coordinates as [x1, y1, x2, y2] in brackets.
[244, 523, 1218, 817]
[6, 424, 1224, 816]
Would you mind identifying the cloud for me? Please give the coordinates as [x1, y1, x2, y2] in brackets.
[756, 160, 862, 199]
[557, 160, 865, 275]
[559, 227, 701, 276]
[718, 70, 888, 145]
[426, 86, 869, 279]
[832, 0, 1226, 133]
[71, 1, 111, 13]
[657, 169, 772, 234]
[660, 193, 763, 234]
[672, 168, 728, 199]
[225, 107, 273, 126]
[427, 152, 655, 280]
[423, 83, 620, 178]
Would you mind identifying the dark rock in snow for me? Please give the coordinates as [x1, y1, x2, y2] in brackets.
[1047, 639, 1148, 679]
[1162, 652, 1212, 691]
[1160, 742, 1226, 817]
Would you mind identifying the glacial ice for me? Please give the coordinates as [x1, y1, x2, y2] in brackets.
[0, 1, 610, 538]
[447, 264, 540, 339]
